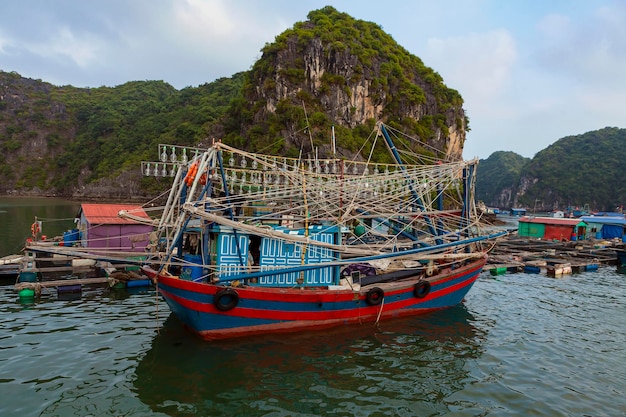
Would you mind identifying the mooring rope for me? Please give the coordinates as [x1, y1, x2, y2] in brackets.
[375, 296, 385, 326]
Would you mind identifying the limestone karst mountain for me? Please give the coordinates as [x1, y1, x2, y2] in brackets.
[0, 6, 465, 198]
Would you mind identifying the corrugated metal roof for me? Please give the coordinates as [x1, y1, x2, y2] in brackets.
[80, 203, 151, 225]
[580, 215, 626, 225]
[518, 216, 583, 226]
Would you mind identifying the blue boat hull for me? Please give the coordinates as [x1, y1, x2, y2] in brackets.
[143, 256, 486, 340]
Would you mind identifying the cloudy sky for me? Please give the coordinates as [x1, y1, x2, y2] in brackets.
[1, 0, 625, 160]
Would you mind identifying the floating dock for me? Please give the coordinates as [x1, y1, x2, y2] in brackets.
[484, 235, 618, 277]
[15, 276, 113, 292]
[12, 249, 153, 301]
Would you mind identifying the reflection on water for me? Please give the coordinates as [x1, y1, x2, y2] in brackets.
[1, 270, 625, 416]
[2, 200, 626, 416]
[133, 306, 484, 416]
[615, 265, 626, 275]
[0, 197, 80, 257]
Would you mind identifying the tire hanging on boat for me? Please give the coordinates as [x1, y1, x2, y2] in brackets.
[365, 287, 384, 306]
[413, 281, 431, 298]
[214, 288, 239, 311]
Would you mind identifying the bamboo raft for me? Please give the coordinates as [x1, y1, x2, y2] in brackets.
[15, 277, 114, 292]
[484, 235, 619, 277]
[14, 270, 153, 297]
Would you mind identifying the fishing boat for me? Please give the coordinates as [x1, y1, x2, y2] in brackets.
[135, 122, 505, 340]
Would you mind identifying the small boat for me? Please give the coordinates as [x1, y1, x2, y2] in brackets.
[135, 122, 506, 340]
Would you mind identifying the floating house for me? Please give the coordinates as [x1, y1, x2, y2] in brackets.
[517, 216, 586, 241]
[579, 215, 626, 240]
[510, 208, 527, 216]
[75, 204, 153, 252]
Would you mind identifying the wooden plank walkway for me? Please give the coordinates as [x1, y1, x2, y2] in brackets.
[15, 277, 113, 291]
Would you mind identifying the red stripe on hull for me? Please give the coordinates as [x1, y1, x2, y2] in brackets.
[145, 257, 485, 340]
[160, 268, 477, 322]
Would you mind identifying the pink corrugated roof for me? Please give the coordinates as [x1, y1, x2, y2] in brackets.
[80, 203, 151, 225]
[519, 216, 584, 226]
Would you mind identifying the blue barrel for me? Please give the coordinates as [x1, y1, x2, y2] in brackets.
[524, 265, 541, 274]
[57, 284, 82, 293]
[182, 254, 204, 281]
[63, 229, 79, 246]
[127, 279, 152, 288]
[18, 271, 37, 282]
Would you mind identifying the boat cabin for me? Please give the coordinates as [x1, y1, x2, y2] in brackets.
[180, 223, 342, 286]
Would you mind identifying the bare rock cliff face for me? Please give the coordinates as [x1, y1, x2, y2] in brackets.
[247, 22, 466, 161]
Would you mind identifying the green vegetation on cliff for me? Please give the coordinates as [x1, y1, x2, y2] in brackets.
[52, 76, 245, 190]
[0, 73, 245, 195]
[476, 128, 626, 211]
[225, 6, 464, 162]
[476, 151, 529, 207]
[0, 6, 465, 197]
[520, 127, 626, 210]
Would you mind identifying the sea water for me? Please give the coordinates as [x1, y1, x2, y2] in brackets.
[1, 268, 625, 417]
[0, 197, 80, 258]
[0, 198, 625, 416]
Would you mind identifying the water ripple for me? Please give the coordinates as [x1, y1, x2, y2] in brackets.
[1, 268, 626, 416]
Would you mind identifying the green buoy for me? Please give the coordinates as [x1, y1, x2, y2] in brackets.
[18, 288, 35, 299]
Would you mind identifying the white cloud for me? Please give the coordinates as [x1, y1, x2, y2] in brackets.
[110, 0, 292, 87]
[2, 1, 625, 159]
[535, 4, 626, 86]
[24, 26, 104, 68]
[536, 13, 572, 43]
[0, 28, 16, 55]
[169, 0, 286, 53]
[424, 30, 517, 113]
[422, 30, 520, 159]
[173, 0, 239, 40]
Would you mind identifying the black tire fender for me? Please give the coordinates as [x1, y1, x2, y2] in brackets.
[214, 288, 239, 311]
[414, 281, 431, 298]
[365, 287, 384, 306]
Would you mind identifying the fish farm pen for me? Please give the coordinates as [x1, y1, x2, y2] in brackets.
[484, 235, 621, 276]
